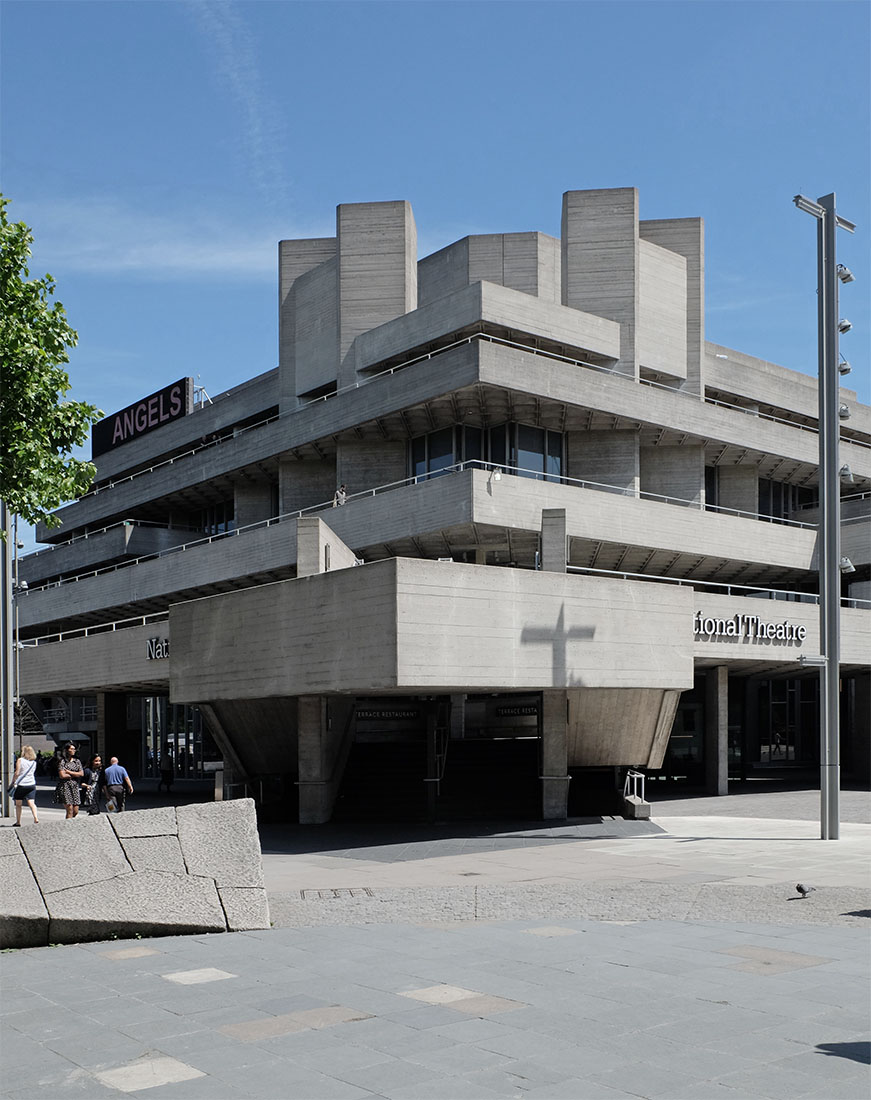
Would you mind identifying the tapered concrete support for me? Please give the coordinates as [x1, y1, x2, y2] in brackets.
[297, 695, 349, 824]
[705, 666, 729, 795]
[540, 509, 567, 573]
[541, 690, 570, 819]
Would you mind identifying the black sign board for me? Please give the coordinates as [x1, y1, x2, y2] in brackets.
[92, 377, 193, 457]
[495, 704, 539, 718]
[357, 709, 420, 722]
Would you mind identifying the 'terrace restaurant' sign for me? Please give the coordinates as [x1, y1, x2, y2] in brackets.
[92, 378, 194, 457]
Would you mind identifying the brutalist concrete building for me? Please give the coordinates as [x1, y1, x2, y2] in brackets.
[18, 188, 870, 822]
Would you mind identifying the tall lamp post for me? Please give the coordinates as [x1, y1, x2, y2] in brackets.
[1, 502, 13, 819]
[793, 192, 856, 841]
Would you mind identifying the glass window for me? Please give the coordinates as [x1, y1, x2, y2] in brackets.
[546, 432, 562, 483]
[427, 427, 455, 477]
[411, 436, 427, 479]
[517, 425, 545, 479]
[489, 424, 507, 470]
[462, 426, 483, 466]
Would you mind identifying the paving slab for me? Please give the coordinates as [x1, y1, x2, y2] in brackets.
[2, 788, 870, 1099]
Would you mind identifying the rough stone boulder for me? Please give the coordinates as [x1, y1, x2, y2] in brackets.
[0, 799, 269, 948]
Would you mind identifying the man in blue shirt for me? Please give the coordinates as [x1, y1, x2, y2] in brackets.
[103, 757, 134, 812]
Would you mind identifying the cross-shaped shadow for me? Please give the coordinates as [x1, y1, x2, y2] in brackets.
[520, 603, 595, 686]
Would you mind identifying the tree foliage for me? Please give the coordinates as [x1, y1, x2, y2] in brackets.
[1, 195, 102, 530]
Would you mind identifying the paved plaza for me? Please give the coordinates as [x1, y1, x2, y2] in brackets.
[2, 785, 869, 1099]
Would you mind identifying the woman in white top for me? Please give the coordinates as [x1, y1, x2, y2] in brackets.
[9, 745, 39, 826]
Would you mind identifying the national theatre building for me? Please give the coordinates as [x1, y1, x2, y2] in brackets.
[17, 188, 870, 822]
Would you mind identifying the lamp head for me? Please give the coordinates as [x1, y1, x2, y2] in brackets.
[836, 263, 855, 284]
[839, 556, 856, 575]
[838, 318, 852, 334]
[839, 405, 851, 420]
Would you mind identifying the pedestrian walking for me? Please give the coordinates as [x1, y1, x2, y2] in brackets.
[55, 742, 84, 819]
[103, 756, 134, 812]
[8, 745, 39, 825]
[333, 483, 347, 507]
[81, 754, 105, 815]
[157, 750, 174, 794]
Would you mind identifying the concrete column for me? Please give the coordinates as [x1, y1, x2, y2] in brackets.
[561, 188, 639, 379]
[540, 509, 567, 573]
[336, 440, 406, 496]
[296, 696, 355, 824]
[705, 666, 729, 795]
[639, 218, 704, 397]
[278, 457, 336, 516]
[541, 690, 570, 819]
[278, 238, 337, 412]
[640, 444, 704, 506]
[717, 466, 758, 517]
[567, 430, 639, 495]
[234, 481, 274, 530]
[337, 201, 417, 389]
[297, 695, 334, 824]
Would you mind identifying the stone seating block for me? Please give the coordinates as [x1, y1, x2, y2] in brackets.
[111, 806, 178, 837]
[119, 835, 187, 874]
[18, 816, 130, 893]
[46, 870, 226, 944]
[0, 846, 49, 948]
[177, 799, 263, 887]
[218, 886, 271, 931]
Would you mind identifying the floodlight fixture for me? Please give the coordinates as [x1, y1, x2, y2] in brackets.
[838, 357, 852, 376]
[839, 557, 856, 575]
[838, 404, 851, 420]
[837, 318, 852, 334]
[798, 654, 827, 668]
[793, 194, 825, 218]
[836, 263, 855, 284]
[839, 464, 854, 483]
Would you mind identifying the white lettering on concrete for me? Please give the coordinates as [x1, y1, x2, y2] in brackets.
[693, 612, 807, 646]
[146, 637, 170, 660]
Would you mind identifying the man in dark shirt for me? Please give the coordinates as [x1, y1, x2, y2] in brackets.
[103, 757, 134, 812]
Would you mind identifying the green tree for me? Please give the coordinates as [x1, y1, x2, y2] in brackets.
[1, 195, 102, 531]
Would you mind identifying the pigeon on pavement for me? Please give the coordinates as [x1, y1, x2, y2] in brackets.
[796, 883, 815, 897]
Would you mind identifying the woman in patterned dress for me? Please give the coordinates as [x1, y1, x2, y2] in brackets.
[55, 741, 84, 819]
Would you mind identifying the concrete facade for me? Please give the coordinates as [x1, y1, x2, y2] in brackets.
[15, 187, 870, 824]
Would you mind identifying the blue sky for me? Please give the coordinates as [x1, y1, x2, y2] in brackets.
[2, 0, 869, 549]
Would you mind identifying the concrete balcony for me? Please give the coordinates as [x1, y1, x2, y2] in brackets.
[20, 523, 196, 586]
[20, 468, 824, 637]
[38, 339, 871, 542]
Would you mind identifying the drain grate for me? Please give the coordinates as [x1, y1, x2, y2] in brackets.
[300, 888, 375, 900]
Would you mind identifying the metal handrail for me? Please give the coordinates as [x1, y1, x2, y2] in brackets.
[566, 563, 871, 609]
[623, 770, 646, 802]
[21, 461, 826, 595]
[25, 518, 203, 559]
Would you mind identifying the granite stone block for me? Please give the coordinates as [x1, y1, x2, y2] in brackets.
[177, 799, 263, 887]
[110, 806, 178, 838]
[218, 886, 271, 931]
[0, 826, 23, 856]
[46, 870, 225, 943]
[18, 815, 130, 893]
[0, 851, 49, 947]
[120, 835, 187, 874]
